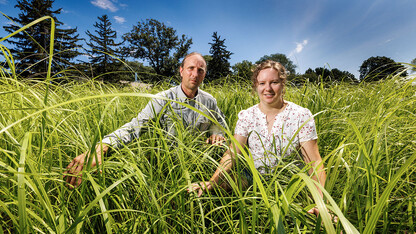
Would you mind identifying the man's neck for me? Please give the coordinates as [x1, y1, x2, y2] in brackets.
[180, 84, 198, 99]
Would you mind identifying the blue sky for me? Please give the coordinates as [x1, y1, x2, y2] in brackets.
[1, 0, 416, 77]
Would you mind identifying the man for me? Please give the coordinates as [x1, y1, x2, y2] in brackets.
[65, 52, 226, 188]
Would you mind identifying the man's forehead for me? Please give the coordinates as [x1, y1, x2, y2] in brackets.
[184, 55, 206, 67]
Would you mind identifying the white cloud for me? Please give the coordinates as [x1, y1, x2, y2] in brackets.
[295, 40, 308, 53]
[290, 39, 308, 57]
[61, 23, 72, 29]
[91, 0, 118, 12]
[5, 21, 15, 26]
[114, 16, 126, 24]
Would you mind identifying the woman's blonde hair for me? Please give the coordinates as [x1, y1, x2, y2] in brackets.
[251, 60, 287, 92]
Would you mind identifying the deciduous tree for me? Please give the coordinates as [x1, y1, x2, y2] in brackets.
[359, 56, 407, 81]
[123, 19, 192, 79]
[330, 68, 356, 82]
[256, 53, 296, 75]
[411, 58, 416, 73]
[232, 60, 254, 81]
[299, 67, 357, 84]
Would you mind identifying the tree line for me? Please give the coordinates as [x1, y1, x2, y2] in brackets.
[2, 0, 409, 84]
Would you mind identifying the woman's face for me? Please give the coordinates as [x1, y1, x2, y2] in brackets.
[256, 68, 284, 106]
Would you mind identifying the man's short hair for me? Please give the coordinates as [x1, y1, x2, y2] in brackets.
[180, 52, 206, 68]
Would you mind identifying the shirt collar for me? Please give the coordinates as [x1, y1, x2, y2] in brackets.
[177, 84, 198, 101]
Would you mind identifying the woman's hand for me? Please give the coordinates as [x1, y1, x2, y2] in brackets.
[308, 207, 339, 223]
[307, 207, 320, 216]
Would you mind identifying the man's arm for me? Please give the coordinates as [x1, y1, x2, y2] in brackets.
[64, 97, 166, 188]
[205, 134, 226, 145]
[64, 143, 109, 188]
[102, 98, 165, 148]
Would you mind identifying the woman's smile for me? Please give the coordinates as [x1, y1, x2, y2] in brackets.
[256, 68, 284, 106]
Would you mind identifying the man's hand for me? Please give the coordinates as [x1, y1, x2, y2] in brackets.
[187, 181, 213, 197]
[205, 134, 226, 146]
[64, 144, 108, 188]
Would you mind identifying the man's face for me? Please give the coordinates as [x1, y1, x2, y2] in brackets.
[180, 54, 206, 93]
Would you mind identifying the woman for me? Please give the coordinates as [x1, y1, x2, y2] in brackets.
[188, 60, 326, 216]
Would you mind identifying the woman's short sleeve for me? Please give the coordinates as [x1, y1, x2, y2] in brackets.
[298, 108, 318, 142]
[234, 109, 251, 137]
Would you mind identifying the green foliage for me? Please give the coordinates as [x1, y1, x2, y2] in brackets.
[329, 68, 356, 82]
[2, 0, 82, 79]
[114, 61, 159, 83]
[123, 19, 192, 79]
[359, 56, 407, 81]
[85, 15, 124, 82]
[206, 32, 233, 82]
[256, 53, 297, 75]
[411, 58, 416, 73]
[297, 67, 357, 85]
[231, 60, 254, 82]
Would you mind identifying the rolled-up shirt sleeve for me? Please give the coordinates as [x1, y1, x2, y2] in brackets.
[208, 100, 227, 136]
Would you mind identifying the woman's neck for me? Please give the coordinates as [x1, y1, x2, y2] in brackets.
[259, 99, 286, 115]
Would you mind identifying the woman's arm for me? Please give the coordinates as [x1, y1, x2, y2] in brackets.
[300, 139, 327, 215]
[188, 134, 248, 197]
[300, 139, 326, 196]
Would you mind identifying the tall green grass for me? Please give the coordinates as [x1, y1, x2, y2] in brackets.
[1, 16, 416, 233]
[1, 73, 415, 233]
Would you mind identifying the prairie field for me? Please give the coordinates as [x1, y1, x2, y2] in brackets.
[0, 70, 415, 233]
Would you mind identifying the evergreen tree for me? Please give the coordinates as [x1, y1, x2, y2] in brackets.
[207, 32, 233, 82]
[86, 15, 123, 82]
[3, 0, 82, 79]
[123, 18, 192, 79]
